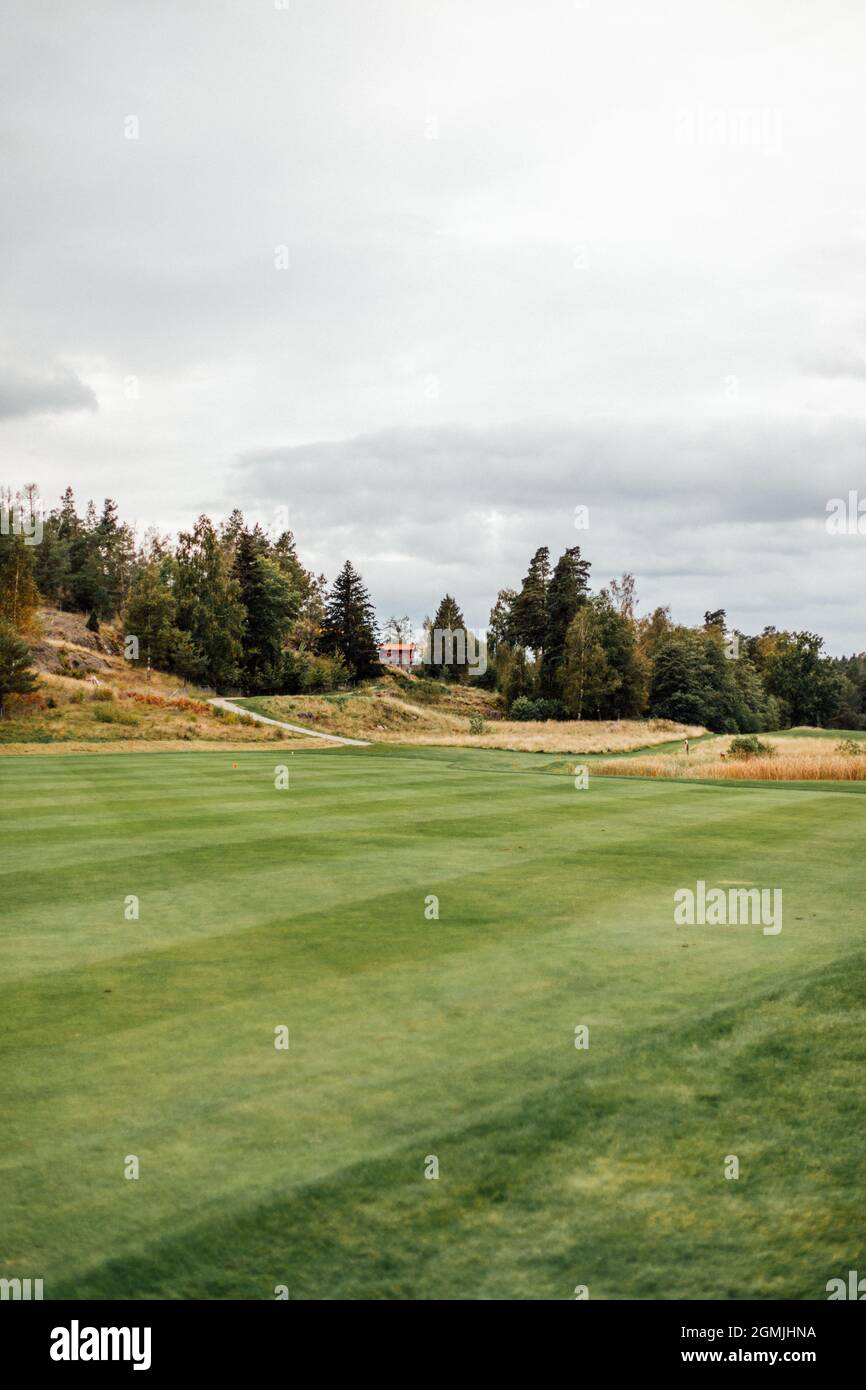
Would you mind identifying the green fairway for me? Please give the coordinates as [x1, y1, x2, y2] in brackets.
[2, 747, 865, 1300]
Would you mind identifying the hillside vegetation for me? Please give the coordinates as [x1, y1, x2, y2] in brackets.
[0, 608, 320, 753]
[238, 669, 704, 753]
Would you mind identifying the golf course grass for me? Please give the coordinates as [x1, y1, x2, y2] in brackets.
[2, 745, 865, 1299]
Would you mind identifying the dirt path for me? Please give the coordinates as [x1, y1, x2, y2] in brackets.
[208, 698, 371, 747]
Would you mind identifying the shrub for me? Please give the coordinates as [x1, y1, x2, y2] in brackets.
[836, 737, 865, 756]
[121, 691, 211, 714]
[93, 703, 139, 726]
[509, 696, 535, 721]
[509, 695, 562, 722]
[728, 734, 775, 759]
[468, 713, 486, 734]
[90, 686, 113, 701]
[280, 650, 350, 694]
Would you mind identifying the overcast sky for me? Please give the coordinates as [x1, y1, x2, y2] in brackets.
[2, 0, 865, 649]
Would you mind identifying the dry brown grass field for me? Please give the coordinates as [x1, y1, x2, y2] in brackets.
[241, 675, 703, 753]
[594, 733, 866, 781]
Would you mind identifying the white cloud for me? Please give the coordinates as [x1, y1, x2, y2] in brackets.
[1, 0, 865, 648]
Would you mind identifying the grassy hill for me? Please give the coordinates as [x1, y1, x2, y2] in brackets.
[3, 609, 702, 756]
[2, 744, 864, 1299]
[1, 608, 319, 753]
[236, 669, 703, 754]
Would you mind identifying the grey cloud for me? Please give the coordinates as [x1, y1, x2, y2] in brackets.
[229, 418, 866, 653]
[3, 2, 866, 653]
[0, 365, 97, 421]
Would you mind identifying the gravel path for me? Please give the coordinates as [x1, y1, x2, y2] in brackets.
[208, 698, 370, 747]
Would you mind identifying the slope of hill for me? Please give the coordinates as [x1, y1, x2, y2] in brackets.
[1, 608, 320, 753]
[238, 668, 704, 754]
[5, 609, 704, 755]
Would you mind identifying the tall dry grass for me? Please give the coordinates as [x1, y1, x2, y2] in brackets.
[594, 738, 866, 782]
[374, 719, 704, 754]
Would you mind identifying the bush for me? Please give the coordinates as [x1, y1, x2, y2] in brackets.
[90, 686, 113, 701]
[509, 696, 536, 721]
[468, 713, 486, 734]
[836, 737, 865, 756]
[280, 649, 350, 694]
[509, 695, 562, 722]
[728, 734, 775, 759]
[93, 703, 139, 726]
[122, 691, 211, 715]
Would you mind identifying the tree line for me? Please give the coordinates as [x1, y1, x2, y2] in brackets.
[0, 485, 381, 703]
[1, 484, 864, 731]
[480, 545, 863, 731]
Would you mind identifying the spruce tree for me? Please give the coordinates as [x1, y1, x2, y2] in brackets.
[124, 558, 185, 673]
[234, 527, 298, 693]
[0, 620, 38, 716]
[174, 516, 245, 690]
[427, 593, 468, 682]
[321, 561, 380, 682]
[512, 546, 550, 655]
[541, 546, 591, 695]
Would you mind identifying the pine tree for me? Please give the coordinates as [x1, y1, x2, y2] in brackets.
[234, 527, 298, 693]
[32, 512, 71, 603]
[0, 620, 38, 716]
[97, 498, 136, 615]
[426, 594, 470, 682]
[272, 529, 314, 604]
[57, 487, 80, 540]
[321, 561, 380, 682]
[512, 547, 550, 655]
[174, 516, 245, 690]
[67, 500, 111, 619]
[541, 546, 591, 696]
[649, 634, 710, 726]
[124, 558, 185, 673]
